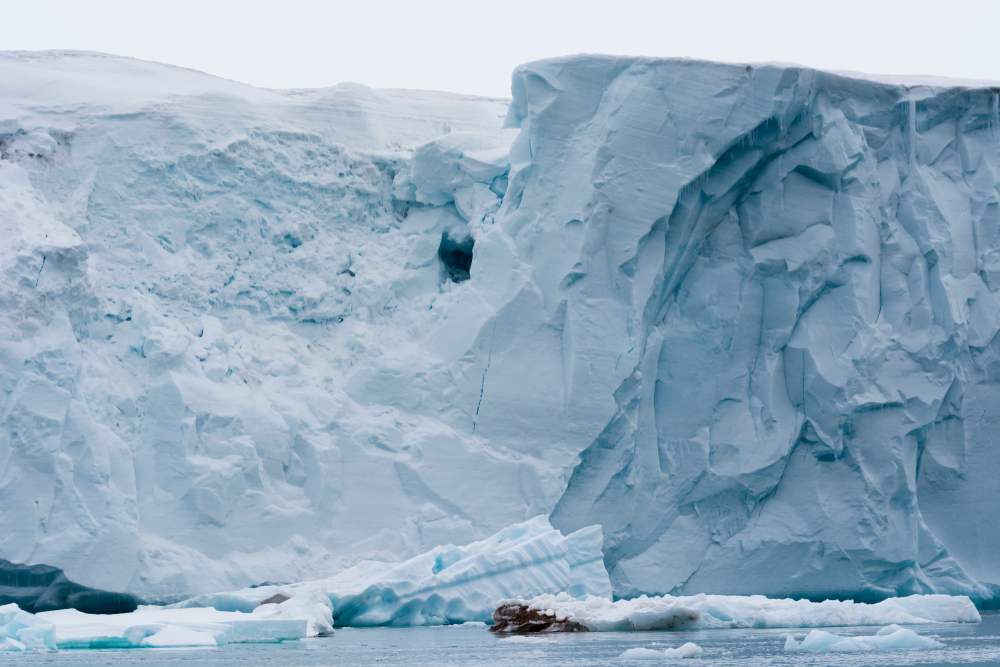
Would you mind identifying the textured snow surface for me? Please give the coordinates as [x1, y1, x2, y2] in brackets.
[178, 516, 610, 630]
[3, 50, 1000, 603]
[515, 592, 980, 631]
[783, 623, 944, 652]
[36, 605, 306, 648]
[620, 642, 703, 659]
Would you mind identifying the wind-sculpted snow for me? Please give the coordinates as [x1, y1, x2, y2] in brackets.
[2, 50, 1000, 604]
[499, 592, 980, 632]
[177, 517, 610, 630]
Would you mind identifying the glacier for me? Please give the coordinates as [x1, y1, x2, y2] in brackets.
[2, 49, 1000, 607]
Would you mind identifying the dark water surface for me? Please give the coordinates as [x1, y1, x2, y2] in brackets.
[4, 612, 999, 666]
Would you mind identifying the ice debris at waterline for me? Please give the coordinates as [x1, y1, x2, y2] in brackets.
[177, 517, 610, 630]
[784, 624, 944, 652]
[620, 643, 703, 660]
[491, 593, 980, 632]
[0, 604, 55, 652]
[3, 50, 1000, 606]
[9, 604, 310, 649]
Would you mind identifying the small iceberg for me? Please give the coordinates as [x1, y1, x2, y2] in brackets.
[177, 516, 610, 631]
[621, 642, 703, 659]
[492, 592, 980, 632]
[784, 624, 944, 652]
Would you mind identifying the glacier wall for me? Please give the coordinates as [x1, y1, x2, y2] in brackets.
[2, 51, 999, 604]
[514, 57, 1000, 601]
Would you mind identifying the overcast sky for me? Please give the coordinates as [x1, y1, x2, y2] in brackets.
[7, 0, 998, 97]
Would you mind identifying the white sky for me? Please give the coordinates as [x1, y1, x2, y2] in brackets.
[6, 0, 999, 97]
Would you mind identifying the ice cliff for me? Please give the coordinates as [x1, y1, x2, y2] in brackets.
[1, 51, 999, 605]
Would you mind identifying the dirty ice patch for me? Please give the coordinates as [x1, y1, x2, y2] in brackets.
[506, 592, 980, 631]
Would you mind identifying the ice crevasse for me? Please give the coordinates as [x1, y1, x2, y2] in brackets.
[1, 50, 1000, 604]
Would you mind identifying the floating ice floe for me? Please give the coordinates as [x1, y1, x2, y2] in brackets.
[784, 624, 944, 652]
[620, 642, 703, 659]
[177, 517, 610, 631]
[36, 605, 307, 649]
[494, 592, 980, 632]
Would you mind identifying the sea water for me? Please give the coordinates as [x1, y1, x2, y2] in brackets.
[3, 612, 999, 666]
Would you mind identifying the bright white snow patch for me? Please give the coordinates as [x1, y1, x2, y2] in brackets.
[784, 624, 944, 652]
[517, 593, 980, 631]
[178, 516, 610, 630]
[620, 642, 703, 659]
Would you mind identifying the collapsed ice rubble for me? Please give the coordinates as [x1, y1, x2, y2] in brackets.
[784, 624, 944, 652]
[0, 604, 55, 652]
[2, 50, 1000, 606]
[177, 517, 610, 630]
[493, 592, 980, 632]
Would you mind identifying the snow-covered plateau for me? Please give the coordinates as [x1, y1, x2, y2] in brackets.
[2, 50, 1000, 608]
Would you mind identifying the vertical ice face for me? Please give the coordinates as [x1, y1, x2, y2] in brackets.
[0, 51, 529, 601]
[1, 51, 999, 605]
[498, 57, 1000, 600]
